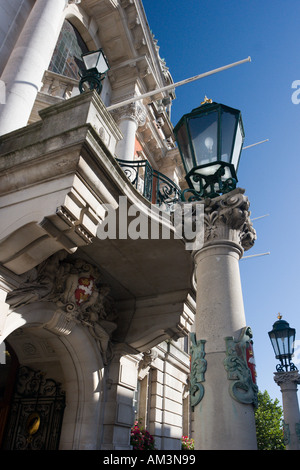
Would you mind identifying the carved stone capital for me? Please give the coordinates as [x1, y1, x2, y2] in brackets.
[274, 371, 300, 389]
[202, 188, 256, 252]
[111, 101, 147, 128]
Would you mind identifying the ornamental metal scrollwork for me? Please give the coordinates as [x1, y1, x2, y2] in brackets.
[190, 333, 207, 410]
[224, 326, 258, 407]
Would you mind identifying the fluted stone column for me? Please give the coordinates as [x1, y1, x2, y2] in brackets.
[113, 102, 146, 161]
[274, 371, 300, 450]
[0, 0, 70, 136]
[190, 188, 258, 450]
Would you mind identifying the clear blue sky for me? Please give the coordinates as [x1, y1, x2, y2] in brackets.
[142, 0, 300, 404]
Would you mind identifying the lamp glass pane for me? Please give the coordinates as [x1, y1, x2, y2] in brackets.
[176, 122, 194, 173]
[188, 111, 218, 166]
[220, 111, 237, 164]
[83, 51, 100, 70]
[95, 53, 109, 74]
[270, 335, 281, 357]
[231, 120, 244, 170]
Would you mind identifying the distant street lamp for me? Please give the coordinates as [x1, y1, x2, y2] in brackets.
[268, 314, 297, 372]
[173, 97, 244, 200]
[79, 49, 109, 95]
[268, 314, 300, 450]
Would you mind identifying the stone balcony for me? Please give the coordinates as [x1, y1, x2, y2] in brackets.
[0, 90, 195, 352]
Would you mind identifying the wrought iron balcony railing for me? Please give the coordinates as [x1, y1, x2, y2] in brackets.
[116, 159, 181, 209]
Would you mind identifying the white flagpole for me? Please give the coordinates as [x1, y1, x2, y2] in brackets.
[243, 139, 269, 150]
[107, 56, 251, 111]
[241, 252, 270, 260]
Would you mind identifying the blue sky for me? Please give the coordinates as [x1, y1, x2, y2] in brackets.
[142, 0, 300, 404]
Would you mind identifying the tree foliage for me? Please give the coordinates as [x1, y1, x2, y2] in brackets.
[255, 390, 285, 450]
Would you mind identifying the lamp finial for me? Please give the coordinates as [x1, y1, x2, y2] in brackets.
[201, 96, 213, 105]
[278, 313, 282, 320]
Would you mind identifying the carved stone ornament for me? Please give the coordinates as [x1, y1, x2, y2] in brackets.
[224, 326, 258, 407]
[138, 349, 158, 380]
[190, 333, 207, 410]
[6, 251, 118, 364]
[202, 188, 256, 252]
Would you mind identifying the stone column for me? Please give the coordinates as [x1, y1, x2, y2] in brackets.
[113, 102, 146, 161]
[190, 188, 258, 450]
[0, 0, 69, 136]
[274, 371, 300, 450]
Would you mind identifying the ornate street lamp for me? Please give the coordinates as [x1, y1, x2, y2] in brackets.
[79, 49, 109, 95]
[268, 314, 297, 372]
[173, 97, 245, 200]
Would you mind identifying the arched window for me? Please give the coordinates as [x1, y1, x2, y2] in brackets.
[48, 20, 89, 80]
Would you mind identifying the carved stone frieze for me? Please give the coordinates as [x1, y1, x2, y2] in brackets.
[202, 189, 256, 251]
[6, 252, 118, 364]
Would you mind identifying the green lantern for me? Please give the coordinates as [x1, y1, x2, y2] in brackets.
[268, 314, 297, 372]
[79, 48, 110, 94]
[174, 98, 245, 200]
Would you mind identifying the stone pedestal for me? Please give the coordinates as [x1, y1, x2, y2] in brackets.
[191, 189, 258, 450]
[274, 371, 300, 450]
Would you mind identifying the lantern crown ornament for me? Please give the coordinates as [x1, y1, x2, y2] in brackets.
[79, 49, 110, 95]
[268, 314, 297, 372]
[174, 98, 245, 201]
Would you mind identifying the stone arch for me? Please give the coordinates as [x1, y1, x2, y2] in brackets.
[1, 302, 105, 450]
[64, 4, 101, 52]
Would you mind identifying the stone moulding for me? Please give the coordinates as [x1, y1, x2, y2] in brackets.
[224, 326, 258, 407]
[190, 332, 207, 410]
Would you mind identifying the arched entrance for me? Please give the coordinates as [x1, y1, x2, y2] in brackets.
[0, 309, 105, 450]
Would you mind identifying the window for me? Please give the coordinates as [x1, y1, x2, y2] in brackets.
[48, 20, 89, 80]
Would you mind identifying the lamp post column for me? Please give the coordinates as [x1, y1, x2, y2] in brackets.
[190, 188, 258, 450]
[0, 0, 70, 136]
[274, 372, 300, 450]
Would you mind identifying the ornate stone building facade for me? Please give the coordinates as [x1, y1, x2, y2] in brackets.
[0, 0, 194, 450]
[0, 0, 258, 451]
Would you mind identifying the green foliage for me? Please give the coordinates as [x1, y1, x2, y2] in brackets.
[255, 390, 285, 450]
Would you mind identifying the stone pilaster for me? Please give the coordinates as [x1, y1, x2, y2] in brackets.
[274, 371, 300, 450]
[191, 188, 258, 450]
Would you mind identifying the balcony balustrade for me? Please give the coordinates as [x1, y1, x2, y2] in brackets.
[116, 159, 181, 209]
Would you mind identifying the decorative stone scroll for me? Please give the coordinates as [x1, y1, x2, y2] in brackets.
[6, 251, 117, 364]
[190, 333, 207, 410]
[224, 326, 258, 407]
